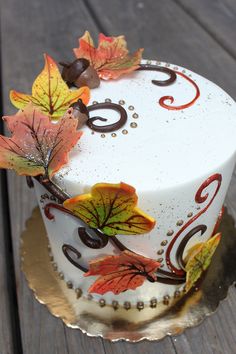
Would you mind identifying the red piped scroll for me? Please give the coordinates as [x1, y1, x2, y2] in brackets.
[212, 206, 224, 236]
[165, 173, 222, 276]
[159, 71, 200, 110]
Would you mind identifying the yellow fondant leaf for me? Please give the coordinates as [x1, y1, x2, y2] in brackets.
[63, 182, 156, 236]
[185, 233, 221, 291]
[10, 54, 90, 119]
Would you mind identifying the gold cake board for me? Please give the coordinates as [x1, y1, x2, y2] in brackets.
[21, 207, 236, 342]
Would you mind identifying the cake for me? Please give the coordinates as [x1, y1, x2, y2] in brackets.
[1, 32, 236, 312]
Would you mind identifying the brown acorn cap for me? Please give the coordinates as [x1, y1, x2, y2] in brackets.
[74, 65, 100, 89]
[60, 58, 90, 83]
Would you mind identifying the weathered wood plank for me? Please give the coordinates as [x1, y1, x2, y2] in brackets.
[0, 174, 15, 354]
[0, 27, 18, 353]
[0, 0, 107, 353]
[176, 0, 236, 59]
[87, 0, 236, 353]
[86, 0, 236, 98]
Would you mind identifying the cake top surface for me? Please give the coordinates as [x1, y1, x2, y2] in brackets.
[55, 59, 236, 194]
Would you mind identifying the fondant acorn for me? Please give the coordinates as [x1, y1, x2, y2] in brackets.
[60, 58, 100, 89]
[70, 98, 89, 129]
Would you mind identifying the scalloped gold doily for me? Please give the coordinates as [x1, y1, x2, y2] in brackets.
[21, 207, 236, 342]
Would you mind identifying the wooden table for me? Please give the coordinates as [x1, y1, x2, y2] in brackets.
[0, 1, 236, 353]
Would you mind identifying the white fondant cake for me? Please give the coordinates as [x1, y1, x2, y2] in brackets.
[34, 60, 236, 308]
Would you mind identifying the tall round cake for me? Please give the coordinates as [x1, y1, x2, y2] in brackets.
[1, 32, 236, 313]
[34, 57, 236, 308]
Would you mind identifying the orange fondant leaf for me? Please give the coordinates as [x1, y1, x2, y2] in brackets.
[0, 104, 82, 177]
[84, 250, 160, 295]
[10, 54, 90, 119]
[74, 31, 143, 80]
[185, 233, 221, 291]
[63, 182, 156, 236]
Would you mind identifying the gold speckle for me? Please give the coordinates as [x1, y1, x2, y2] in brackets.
[112, 300, 119, 310]
[92, 101, 98, 104]
[187, 212, 193, 217]
[176, 220, 184, 226]
[122, 129, 128, 135]
[124, 301, 131, 310]
[165, 63, 170, 67]
[99, 299, 106, 307]
[119, 100, 125, 105]
[167, 229, 174, 236]
[146, 60, 152, 65]
[58, 272, 64, 280]
[137, 301, 144, 311]
[173, 66, 179, 70]
[161, 240, 168, 246]
[75, 288, 82, 299]
[128, 105, 134, 110]
[157, 257, 163, 263]
[150, 298, 157, 308]
[105, 98, 111, 103]
[111, 133, 117, 137]
[157, 249, 164, 255]
[101, 134, 106, 138]
[130, 122, 137, 128]
[52, 262, 58, 271]
[66, 281, 73, 289]
[132, 113, 139, 118]
[163, 295, 170, 305]
[174, 290, 181, 298]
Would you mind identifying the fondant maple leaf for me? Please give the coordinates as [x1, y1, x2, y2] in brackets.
[10, 54, 90, 119]
[63, 182, 155, 236]
[185, 233, 221, 292]
[0, 104, 82, 178]
[84, 250, 160, 295]
[74, 31, 143, 80]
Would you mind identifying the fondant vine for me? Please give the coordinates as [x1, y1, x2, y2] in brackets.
[43, 173, 222, 291]
[86, 102, 128, 133]
[138, 64, 177, 86]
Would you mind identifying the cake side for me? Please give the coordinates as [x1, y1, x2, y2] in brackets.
[32, 56, 236, 308]
[35, 151, 235, 306]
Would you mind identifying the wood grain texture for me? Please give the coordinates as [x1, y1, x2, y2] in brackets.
[176, 0, 236, 60]
[86, 0, 236, 98]
[1, 0, 236, 353]
[0, 175, 14, 354]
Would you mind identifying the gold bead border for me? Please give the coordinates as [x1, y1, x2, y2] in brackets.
[156, 210, 195, 264]
[48, 248, 185, 311]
